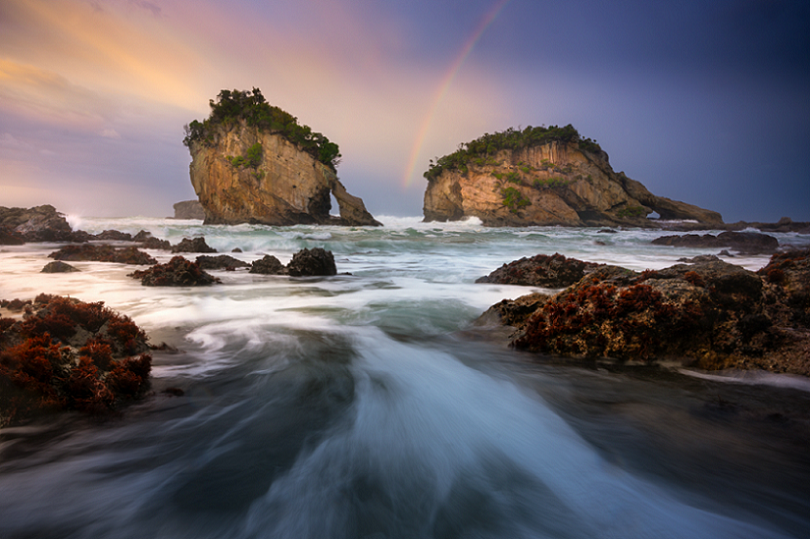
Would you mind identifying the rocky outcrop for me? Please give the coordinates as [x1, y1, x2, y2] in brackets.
[187, 121, 380, 226]
[49, 244, 157, 265]
[195, 255, 249, 270]
[249, 255, 287, 275]
[0, 205, 90, 243]
[652, 231, 779, 254]
[172, 200, 205, 220]
[423, 139, 723, 227]
[171, 237, 217, 254]
[287, 248, 337, 277]
[481, 252, 810, 376]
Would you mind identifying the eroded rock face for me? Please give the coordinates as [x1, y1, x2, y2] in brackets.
[423, 141, 723, 227]
[188, 121, 380, 226]
[172, 200, 205, 220]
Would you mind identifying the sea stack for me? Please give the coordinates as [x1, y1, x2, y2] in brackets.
[422, 125, 723, 227]
[184, 88, 380, 227]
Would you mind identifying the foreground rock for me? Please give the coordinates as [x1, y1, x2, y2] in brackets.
[172, 200, 205, 220]
[129, 256, 221, 286]
[652, 231, 779, 254]
[476, 253, 602, 288]
[0, 205, 90, 243]
[49, 244, 157, 265]
[423, 125, 722, 227]
[481, 251, 810, 376]
[185, 88, 381, 226]
[0, 294, 152, 426]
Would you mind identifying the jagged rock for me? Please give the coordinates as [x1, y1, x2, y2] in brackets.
[196, 254, 250, 270]
[476, 292, 550, 331]
[171, 237, 217, 253]
[476, 253, 603, 288]
[482, 255, 810, 376]
[287, 248, 337, 277]
[49, 244, 157, 265]
[0, 294, 152, 426]
[128, 256, 220, 286]
[249, 255, 287, 275]
[422, 130, 722, 227]
[41, 261, 80, 273]
[172, 200, 205, 220]
[185, 90, 380, 226]
[132, 230, 172, 250]
[0, 226, 25, 245]
[0, 205, 89, 243]
[94, 230, 133, 241]
[652, 231, 779, 254]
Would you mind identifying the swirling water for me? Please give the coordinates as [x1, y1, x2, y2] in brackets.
[1, 216, 809, 539]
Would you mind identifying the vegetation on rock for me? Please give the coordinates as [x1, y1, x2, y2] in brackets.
[424, 124, 601, 182]
[0, 295, 152, 425]
[129, 256, 221, 286]
[183, 88, 341, 171]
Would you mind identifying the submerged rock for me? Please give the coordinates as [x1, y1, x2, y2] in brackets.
[41, 261, 80, 273]
[0, 294, 152, 426]
[476, 253, 603, 288]
[482, 253, 810, 376]
[49, 244, 157, 265]
[196, 254, 250, 270]
[129, 256, 221, 286]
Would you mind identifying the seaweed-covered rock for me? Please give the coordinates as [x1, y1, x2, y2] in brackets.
[171, 237, 217, 253]
[287, 248, 337, 277]
[41, 261, 79, 273]
[129, 256, 221, 286]
[0, 294, 152, 426]
[485, 255, 810, 376]
[0, 226, 25, 245]
[249, 255, 287, 275]
[476, 253, 603, 288]
[651, 231, 779, 254]
[196, 254, 250, 270]
[49, 244, 157, 265]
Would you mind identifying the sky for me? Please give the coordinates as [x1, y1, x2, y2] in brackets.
[1, 0, 808, 222]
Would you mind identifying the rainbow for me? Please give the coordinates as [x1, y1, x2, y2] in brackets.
[401, 0, 512, 188]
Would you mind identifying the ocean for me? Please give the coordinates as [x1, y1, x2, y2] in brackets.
[1, 215, 809, 539]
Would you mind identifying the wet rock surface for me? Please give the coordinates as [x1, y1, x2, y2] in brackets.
[482, 251, 810, 376]
[129, 256, 221, 286]
[651, 231, 779, 254]
[249, 255, 287, 275]
[196, 254, 250, 270]
[41, 261, 80, 273]
[48, 244, 157, 265]
[476, 253, 603, 288]
[171, 237, 217, 254]
[287, 248, 337, 277]
[0, 294, 152, 426]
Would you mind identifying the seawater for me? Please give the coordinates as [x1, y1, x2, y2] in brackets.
[1, 216, 809, 539]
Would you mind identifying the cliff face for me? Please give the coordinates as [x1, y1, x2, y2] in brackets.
[188, 121, 380, 226]
[423, 141, 723, 227]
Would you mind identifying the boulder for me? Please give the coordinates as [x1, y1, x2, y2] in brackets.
[249, 255, 287, 275]
[171, 237, 217, 253]
[133, 230, 172, 250]
[0, 294, 151, 426]
[49, 244, 157, 265]
[287, 248, 337, 277]
[128, 256, 221, 286]
[41, 261, 79, 273]
[476, 253, 603, 288]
